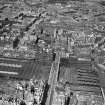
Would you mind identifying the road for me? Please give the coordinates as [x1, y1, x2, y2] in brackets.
[46, 33, 61, 105]
[46, 52, 60, 105]
[48, 63, 54, 85]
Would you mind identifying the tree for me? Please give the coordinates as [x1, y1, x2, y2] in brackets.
[31, 85, 35, 95]
[13, 36, 20, 49]
[20, 100, 26, 105]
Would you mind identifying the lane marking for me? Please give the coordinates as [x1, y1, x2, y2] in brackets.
[0, 63, 22, 68]
[0, 71, 18, 75]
